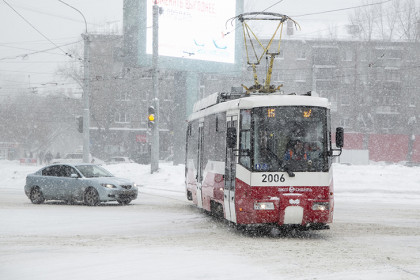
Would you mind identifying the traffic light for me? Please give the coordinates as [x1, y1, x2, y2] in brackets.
[77, 116, 83, 133]
[148, 106, 155, 128]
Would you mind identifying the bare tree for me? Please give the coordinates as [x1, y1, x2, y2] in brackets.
[396, 0, 420, 41]
[384, 0, 400, 40]
[56, 39, 118, 132]
[349, 0, 376, 41]
[56, 44, 84, 88]
[348, 0, 420, 42]
[0, 92, 81, 156]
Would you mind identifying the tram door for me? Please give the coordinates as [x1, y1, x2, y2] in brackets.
[196, 122, 204, 208]
[224, 116, 238, 222]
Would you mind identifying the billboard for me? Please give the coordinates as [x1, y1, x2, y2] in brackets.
[146, 0, 236, 64]
[133, 0, 243, 73]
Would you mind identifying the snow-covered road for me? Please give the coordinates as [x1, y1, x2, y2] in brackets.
[1, 161, 419, 279]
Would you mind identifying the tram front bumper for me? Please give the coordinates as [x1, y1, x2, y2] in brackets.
[236, 198, 331, 226]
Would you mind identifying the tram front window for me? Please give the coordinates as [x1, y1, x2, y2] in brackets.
[252, 107, 327, 172]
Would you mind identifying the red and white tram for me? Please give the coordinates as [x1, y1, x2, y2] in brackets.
[185, 92, 344, 230]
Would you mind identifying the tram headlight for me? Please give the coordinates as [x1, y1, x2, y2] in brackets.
[254, 202, 274, 210]
[312, 202, 329, 211]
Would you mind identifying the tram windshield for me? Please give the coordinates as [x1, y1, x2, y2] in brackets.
[239, 106, 329, 172]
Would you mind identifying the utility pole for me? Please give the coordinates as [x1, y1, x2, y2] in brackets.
[151, 1, 160, 173]
[82, 33, 91, 163]
[59, 0, 90, 163]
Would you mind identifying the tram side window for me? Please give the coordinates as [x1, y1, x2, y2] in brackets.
[187, 121, 198, 169]
[202, 117, 213, 169]
[239, 110, 251, 169]
[214, 113, 226, 162]
[216, 114, 225, 132]
[327, 110, 332, 169]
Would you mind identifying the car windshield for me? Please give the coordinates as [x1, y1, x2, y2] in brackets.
[75, 165, 114, 178]
[240, 106, 328, 172]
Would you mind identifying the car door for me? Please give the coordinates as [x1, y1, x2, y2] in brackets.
[42, 165, 65, 200]
[60, 165, 82, 201]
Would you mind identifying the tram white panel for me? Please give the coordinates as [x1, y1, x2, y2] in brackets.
[189, 94, 329, 121]
[236, 165, 251, 185]
[238, 95, 329, 110]
[251, 172, 332, 187]
[283, 206, 304, 225]
[237, 165, 332, 187]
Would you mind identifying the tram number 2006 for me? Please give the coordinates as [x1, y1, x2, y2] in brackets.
[262, 174, 285, 183]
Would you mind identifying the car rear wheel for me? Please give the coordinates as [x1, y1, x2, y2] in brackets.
[84, 188, 100, 206]
[30, 187, 45, 204]
[117, 198, 132, 205]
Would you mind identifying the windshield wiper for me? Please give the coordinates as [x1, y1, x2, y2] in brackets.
[261, 147, 296, 177]
[264, 148, 294, 176]
[284, 166, 295, 177]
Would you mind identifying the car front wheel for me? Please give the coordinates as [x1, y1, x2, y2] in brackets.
[30, 187, 45, 204]
[84, 188, 100, 206]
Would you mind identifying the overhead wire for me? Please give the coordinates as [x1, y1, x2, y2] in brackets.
[2, 0, 74, 59]
[2, 0, 416, 92]
[11, 2, 108, 27]
[225, 0, 395, 37]
[291, 0, 394, 17]
[224, 0, 285, 36]
[0, 36, 80, 45]
[0, 40, 83, 62]
[288, 7, 415, 39]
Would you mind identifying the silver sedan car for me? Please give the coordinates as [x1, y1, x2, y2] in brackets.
[24, 164, 138, 206]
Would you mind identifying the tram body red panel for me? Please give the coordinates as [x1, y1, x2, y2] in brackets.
[234, 177, 334, 226]
[187, 167, 334, 226]
[187, 168, 225, 212]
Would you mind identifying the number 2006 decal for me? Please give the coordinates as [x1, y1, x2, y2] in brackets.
[262, 174, 285, 183]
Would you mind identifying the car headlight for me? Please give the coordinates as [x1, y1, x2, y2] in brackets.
[254, 202, 274, 210]
[101, 183, 116, 189]
[312, 202, 329, 211]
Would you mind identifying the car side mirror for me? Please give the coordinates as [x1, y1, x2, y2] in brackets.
[70, 173, 78, 178]
[336, 127, 344, 148]
[227, 127, 237, 149]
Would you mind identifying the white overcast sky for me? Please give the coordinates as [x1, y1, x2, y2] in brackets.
[0, 0, 404, 91]
[0, 0, 124, 92]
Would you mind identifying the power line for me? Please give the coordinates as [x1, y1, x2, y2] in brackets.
[0, 36, 80, 45]
[0, 44, 68, 57]
[0, 69, 57, 75]
[12, 3, 109, 27]
[291, 0, 393, 17]
[2, 0, 74, 58]
[0, 60, 80, 64]
[0, 40, 82, 61]
[261, 0, 285, 13]
[224, 0, 285, 36]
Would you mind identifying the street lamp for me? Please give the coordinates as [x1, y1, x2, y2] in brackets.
[59, 0, 91, 163]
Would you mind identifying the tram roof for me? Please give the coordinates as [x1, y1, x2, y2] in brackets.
[189, 93, 330, 121]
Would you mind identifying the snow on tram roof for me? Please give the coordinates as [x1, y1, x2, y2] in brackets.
[189, 92, 330, 121]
